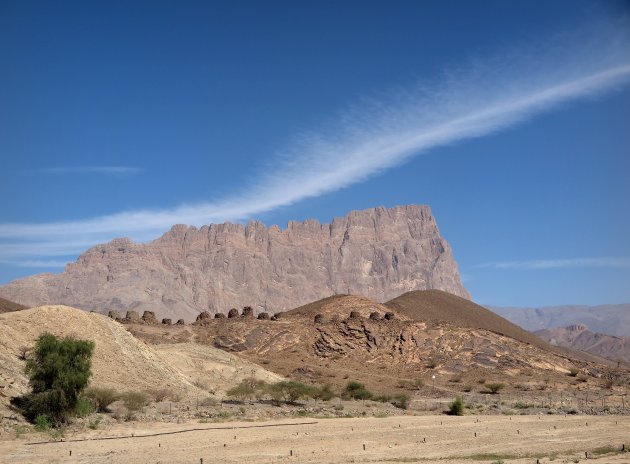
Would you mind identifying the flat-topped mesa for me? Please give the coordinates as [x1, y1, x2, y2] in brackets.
[0, 204, 470, 321]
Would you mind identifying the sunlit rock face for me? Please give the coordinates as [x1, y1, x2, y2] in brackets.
[0, 205, 469, 321]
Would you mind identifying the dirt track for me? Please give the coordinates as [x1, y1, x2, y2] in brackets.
[1, 415, 629, 463]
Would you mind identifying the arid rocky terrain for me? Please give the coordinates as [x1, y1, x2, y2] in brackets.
[536, 325, 630, 364]
[0, 306, 281, 421]
[0, 293, 628, 463]
[0, 205, 469, 321]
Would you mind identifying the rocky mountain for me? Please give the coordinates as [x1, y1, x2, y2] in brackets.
[0, 205, 469, 321]
[535, 325, 630, 363]
[490, 304, 630, 338]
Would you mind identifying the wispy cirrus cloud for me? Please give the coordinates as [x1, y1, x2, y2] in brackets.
[474, 257, 630, 270]
[0, 259, 70, 268]
[41, 166, 141, 175]
[1, 20, 629, 266]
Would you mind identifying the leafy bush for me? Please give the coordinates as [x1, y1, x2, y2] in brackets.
[568, 368, 579, 377]
[390, 393, 410, 410]
[84, 387, 119, 412]
[485, 383, 505, 394]
[227, 377, 269, 402]
[447, 396, 465, 416]
[121, 391, 149, 412]
[312, 384, 335, 401]
[34, 414, 51, 431]
[268, 381, 313, 404]
[12, 333, 94, 425]
[74, 396, 95, 417]
[343, 381, 372, 400]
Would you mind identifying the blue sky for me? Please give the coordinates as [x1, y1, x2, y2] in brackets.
[1, 0, 629, 307]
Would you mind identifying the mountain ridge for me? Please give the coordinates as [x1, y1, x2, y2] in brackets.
[0, 205, 469, 321]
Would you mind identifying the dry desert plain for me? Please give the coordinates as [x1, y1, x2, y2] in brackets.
[1, 415, 629, 464]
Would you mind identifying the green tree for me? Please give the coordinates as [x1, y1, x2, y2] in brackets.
[13, 332, 94, 425]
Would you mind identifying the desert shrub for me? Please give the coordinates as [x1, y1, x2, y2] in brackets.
[74, 396, 95, 417]
[461, 384, 473, 392]
[121, 391, 149, 412]
[426, 359, 438, 369]
[84, 387, 119, 412]
[227, 377, 267, 403]
[485, 383, 505, 394]
[343, 381, 372, 400]
[513, 402, 532, 409]
[12, 333, 94, 426]
[147, 388, 175, 402]
[88, 416, 102, 429]
[447, 396, 464, 416]
[34, 414, 51, 431]
[398, 378, 424, 390]
[568, 367, 579, 377]
[390, 393, 410, 410]
[268, 381, 313, 404]
[449, 374, 463, 383]
[199, 396, 218, 407]
[312, 384, 335, 401]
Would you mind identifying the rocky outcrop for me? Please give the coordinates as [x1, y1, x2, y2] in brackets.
[0, 205, 469, 321]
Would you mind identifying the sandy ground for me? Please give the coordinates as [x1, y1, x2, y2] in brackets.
[1, 415, 629, 463]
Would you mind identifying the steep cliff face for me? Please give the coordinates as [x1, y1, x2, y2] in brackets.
[0, 205, 469, 320]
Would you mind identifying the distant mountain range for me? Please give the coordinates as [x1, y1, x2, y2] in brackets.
[489, 304, 630, 338]
[534, 325, 630, 363]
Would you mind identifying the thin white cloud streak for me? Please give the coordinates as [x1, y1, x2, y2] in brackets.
[0, 259, 70, 268]
[41, 166, 141, 175]
[1, 21, 629, 261]
[474, 257, 630, 270]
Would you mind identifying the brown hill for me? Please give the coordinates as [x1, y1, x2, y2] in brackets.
[385, 290, 610, 365]
[535, 325, 630, 363]
[385, 290, 552, 351]
[0, 297, 26, 314]
[0, 205, 469, 321]
[129, 294, 621, 395]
